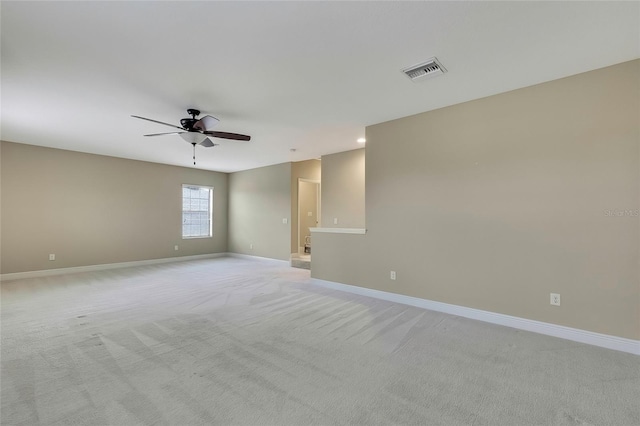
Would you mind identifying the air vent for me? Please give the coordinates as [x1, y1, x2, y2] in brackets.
[402, 57, 447, 81]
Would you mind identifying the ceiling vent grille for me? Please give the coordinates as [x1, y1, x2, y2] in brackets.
[402, 57, 447, 81]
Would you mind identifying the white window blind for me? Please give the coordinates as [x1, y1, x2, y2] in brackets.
[182, 185, 212, 238]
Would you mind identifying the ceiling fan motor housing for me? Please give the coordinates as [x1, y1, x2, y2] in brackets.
[180, 118, 198, 131]
[181, 109, 201, 131]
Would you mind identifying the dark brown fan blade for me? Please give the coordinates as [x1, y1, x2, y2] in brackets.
[144, 132, 185, 137]
[199, 138, 217, 148]
[203, 131, 251, 141]
[132, 115, 184, 131]
[193, 115, 219, 132]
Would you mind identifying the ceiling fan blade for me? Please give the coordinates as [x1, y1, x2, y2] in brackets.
[204, 131, 251, 141]
[131, 115, 184, 131]
[193, 115, 219, 132]
[199, 138, 217, 148]
[144, 132, 184, 137]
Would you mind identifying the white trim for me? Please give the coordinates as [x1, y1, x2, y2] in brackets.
[311, 278, 640, 356]
[1, 253, 228, 282]
[227, 253, 290, 266]
[310, 227, 366, 234]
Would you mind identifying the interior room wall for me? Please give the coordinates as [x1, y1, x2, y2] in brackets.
[320, 149, 365, 228]
[0, 142, 228, 274]
[290, 159, 321, 253]
[228, 162, 292, 261]
[312, 60, 639, 340]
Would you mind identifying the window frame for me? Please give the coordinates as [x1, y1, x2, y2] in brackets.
[181, 184, 213, 239]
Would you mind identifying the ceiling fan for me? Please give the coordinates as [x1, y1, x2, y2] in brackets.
[132, 109, 251, 164]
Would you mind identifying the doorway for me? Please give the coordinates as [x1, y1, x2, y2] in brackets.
[297, 179, 320, 255]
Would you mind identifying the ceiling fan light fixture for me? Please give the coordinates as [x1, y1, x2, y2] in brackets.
[180, 132, 207, 145]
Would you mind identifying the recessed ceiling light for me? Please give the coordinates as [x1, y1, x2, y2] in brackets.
[357, 138, 366, 144]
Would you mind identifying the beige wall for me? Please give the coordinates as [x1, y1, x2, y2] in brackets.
[228, 162, 292, 260]
[1, 142, 228, 274]
[321, 149, 365, 228]
[313, 60, 640, 340]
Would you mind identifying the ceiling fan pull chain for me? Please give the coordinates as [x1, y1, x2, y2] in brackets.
[192, 143, 196, 165]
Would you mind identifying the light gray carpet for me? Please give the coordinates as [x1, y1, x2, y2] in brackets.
[1, 257, 638, 425]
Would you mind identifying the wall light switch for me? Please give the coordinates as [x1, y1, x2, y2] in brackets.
[308, 211, 313, 217]
[49, 254, 55, 261]
[174, 245, 179, 251]
[282, 218, 288, 224]
[333, 218, 338, 225]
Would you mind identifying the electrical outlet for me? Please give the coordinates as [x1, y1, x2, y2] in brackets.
[390, 271, 396, 280]
[49, 254, 55, 261]
[282, 218, 288, 224]
[174, 245, 179, 251]
[250, 243, 253, 250]
[550, 293, 561, 306]
[333, 218, 338, 225]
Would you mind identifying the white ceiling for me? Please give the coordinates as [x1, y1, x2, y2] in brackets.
[2, 1, 638, 173]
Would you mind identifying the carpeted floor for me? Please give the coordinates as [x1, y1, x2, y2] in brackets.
[1, 257, 638, 425]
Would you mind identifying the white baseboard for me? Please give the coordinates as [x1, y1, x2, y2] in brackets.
[311, 278, 640, 356]
[227, 252, 290, 266]
[1, 253, 228, 282]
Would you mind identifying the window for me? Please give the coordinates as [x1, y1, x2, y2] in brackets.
[182, 185, 213, 238]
